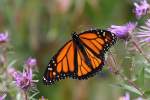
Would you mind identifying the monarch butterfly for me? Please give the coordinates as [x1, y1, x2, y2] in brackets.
[43, 29, 117, 85]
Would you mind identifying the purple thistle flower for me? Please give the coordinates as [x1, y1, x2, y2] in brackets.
[7, 67, 17, 78]
[12, 69, 33, 91]
[41, 96, 45, 100]
[124, 92, 130, 100]
[118, 92, 130, 100]
[0, 94, 6, 100]
[133, 0, 150, 19]
[39, 96, 48, 100]
[7, 57, 38, 91]
[135, 97, 143, 100]
[136, 19, 150, 45]
[108, 66, 113, 72]
[108, 22, 136, 40]
[8, 65, 38, 91]
[0, 32, 8, 44]
[25, 57, 37, 69]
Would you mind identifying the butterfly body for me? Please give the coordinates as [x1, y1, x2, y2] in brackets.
[43, 29, 117, 85]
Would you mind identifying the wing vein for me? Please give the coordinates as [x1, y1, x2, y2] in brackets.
[80, 37, 98, 40]
[78, 50, 88, 72]
[85, 48, 96, 67]
[58, 43, 72, 64]
[66, 54, 70, 72]
[89, 40, 100, 51]
[77, 49, 83, 75]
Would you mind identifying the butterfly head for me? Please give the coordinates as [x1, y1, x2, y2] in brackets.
[72, 32, 79, 41]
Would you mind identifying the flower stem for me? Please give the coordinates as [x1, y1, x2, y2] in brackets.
[24, 91, 28, 100]
[118, 73, 146, 98]
[131, 37, 150, 63]
[108, 52, 146, 98]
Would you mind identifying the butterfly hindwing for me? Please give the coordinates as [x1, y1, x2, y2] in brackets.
[76, 46, 104, 80]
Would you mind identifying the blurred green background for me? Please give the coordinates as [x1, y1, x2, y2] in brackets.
[0, 0, 140, 100]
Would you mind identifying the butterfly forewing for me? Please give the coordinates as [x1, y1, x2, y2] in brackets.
[43, 41, 77, 84]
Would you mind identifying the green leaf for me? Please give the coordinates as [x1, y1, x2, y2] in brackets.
[29, 91, 39, 100]
[112, 83, 143, 96]
[145, 68, 150, 74]
[122, 84, 142, 96]
[144, 90, 150, 97]
[137, 67, 145, 88]
[8, 60, 17, 68]
[145, 67, 150, 78]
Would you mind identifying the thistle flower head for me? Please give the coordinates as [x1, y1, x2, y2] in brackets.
[118, 92, 130, 100]
[0, 32, 8, 44]
[25, 57, 37, 69]
[7, 67, 17, 78]
[136, 97, 143, 100]
[12, 68, 33, 91]
[8, 58, 38, 91]
[108, 22, 136, 40]
[0, 94, 6, 100]
[39, 96, 48, 100]
[134, 0, 150, 19]
[136, 19, 150, 45]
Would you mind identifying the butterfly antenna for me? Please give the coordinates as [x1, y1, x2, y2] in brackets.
[77, 25, 97, 32]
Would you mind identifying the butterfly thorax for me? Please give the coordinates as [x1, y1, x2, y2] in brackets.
[72, 32, 79, 40]
[72, 32, 82, 47]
